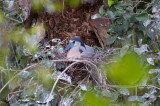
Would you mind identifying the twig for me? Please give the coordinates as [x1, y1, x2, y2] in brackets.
[46, 59, 104, 105]
[52, 59, 99, 71]
[6, 16, 22, 23]
[46, 61, 79, 106]
[8, 89, 24, 101]
[58, 82, 75, 92]
[69, 76, 89, 98]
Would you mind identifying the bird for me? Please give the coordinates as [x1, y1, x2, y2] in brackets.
[65, 37, 94, 58]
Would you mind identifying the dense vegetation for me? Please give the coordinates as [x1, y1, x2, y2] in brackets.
[0, 0, 160, 105]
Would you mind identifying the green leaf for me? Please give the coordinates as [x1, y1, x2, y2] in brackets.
[123, 13, 132, 20]
[114, 9, 126, 16]
[105, 52, 149, 85]
[99, 5, 105, 16]
[105, 35, 117, 45]
[108, 0, 114, 7]
[20, 56, 29, 68]
[107, 10, 115, 19]
[91, 13, 101, 19]
[147, 27, 156, 40]
[120, 45, 129, 57]
[116, 18, 123, 24]
[69, 0, 81, 8]
[130, 14, 137, 23]
[136, 13, 149, 22]
[32, 0, 45, 11]
[81, 91, 110, 106]
[44, 59, 54, 68]
[0, 10, 5, 22]
[136, 30, 144, 39]
[20, 71, 31, 79]
[123, 20, 130, 32]
[128, 96, 140, 102]
[126, 6, 133, 12]
[0, 66, 6, 74]
[119, 88, 130, 95]
[21, 87, 36, 98]
[157, 74, 160, 85]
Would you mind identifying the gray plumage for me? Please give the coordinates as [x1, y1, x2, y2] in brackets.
[65, 38, 94, 58]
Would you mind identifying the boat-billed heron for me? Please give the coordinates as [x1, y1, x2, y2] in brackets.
[65, 37, 94, 58]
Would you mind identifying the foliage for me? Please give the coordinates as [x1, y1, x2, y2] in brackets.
[108, 0, 117, 7]
[106, 51, 149, 85]
[0, 0, 160, 106]
[106, 0, 160, 49]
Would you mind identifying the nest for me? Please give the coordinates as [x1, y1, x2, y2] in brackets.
[36, 42, 117, 87]
[51, 48, 117, 85]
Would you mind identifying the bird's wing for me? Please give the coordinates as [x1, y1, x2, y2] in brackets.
[85, 45, 94, 54]
[80, 45, 94, 57]
[79, 46, 85, 53]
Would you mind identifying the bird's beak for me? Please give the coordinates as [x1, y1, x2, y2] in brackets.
[65, 43, 74, 51]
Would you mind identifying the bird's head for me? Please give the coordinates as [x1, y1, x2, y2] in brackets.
[65, 37, 85, 51]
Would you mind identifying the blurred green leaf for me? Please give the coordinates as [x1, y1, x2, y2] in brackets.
[20, 71, 31, 79]
[0, 66, 6, 74]
[44, 59, 54, 68]
[136, 13, 149, 22]
[102, 90, 119, 101]
[0, 86, 10, 101]
[68, 0, 81, 8]
[91, 13, 101, 19]
[105, 35, 117, 45]
[126, 6, 133, 12]
[120, 45, 129, 57]
[107, 10, 115, 19]
[80, 91, 110, 106]
[157, 74, 160, 85]
[32, 0, 46, 11]
[45, 2, 55, 13]
[134, 44, 148, 55]
[128, 96, 144, 102]
[123, 13, 132, 20]
[146, 27, 156, 40]
[119, 88, 130, 95]
[116, 18, 123, 24]
[114, 9, 126, 16]
[108, 0, 114, 7]
[105, 52, 149, 85]
[20, 56, 29, 68]
[0, 10, 4, 22]
[99, 5, 105, 16]
[37, 66, 54, 88]
[21, 86, 36, 98]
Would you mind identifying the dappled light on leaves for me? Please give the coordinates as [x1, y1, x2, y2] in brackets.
[105, 52, 149, 85]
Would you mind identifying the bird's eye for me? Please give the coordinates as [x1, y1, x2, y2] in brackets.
[73, 41, 75, 43]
